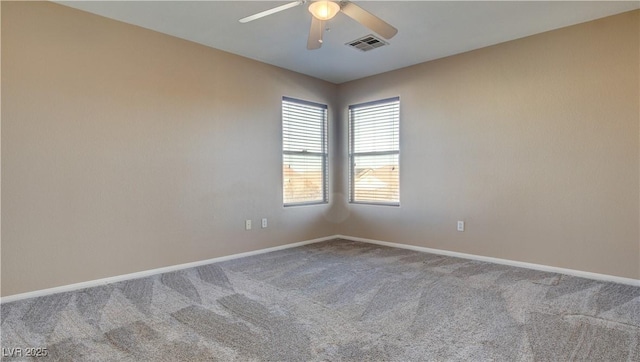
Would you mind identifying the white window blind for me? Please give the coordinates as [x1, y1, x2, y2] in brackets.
[282, 97, 328, 206]
[349, 97, 400, 205]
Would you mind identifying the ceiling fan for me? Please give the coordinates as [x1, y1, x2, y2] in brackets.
[239, 1, 398, 50]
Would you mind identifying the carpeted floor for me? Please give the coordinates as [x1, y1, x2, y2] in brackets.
[1, 239, 639, 361]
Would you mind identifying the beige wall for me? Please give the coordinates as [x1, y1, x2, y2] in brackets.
[337, 10, 640, 279]
[2, 3, 638, 297]
[1, 1, 339, 296]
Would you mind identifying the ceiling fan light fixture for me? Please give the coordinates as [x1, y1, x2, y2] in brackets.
[308, 1, 340, 21]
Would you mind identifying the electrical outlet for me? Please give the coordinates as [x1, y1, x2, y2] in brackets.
[245, 220, 252, 230]
[261, 218, 268, 228]
[457, 221, 465, 232]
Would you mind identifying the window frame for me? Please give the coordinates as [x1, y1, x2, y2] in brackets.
[282, 96, 329, 207]
[348, 96, 400, 206]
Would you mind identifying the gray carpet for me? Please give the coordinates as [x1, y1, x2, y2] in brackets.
[1, 239, 639, 361]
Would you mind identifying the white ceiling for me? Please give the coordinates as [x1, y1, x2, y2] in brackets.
[57, 1, 639, 84]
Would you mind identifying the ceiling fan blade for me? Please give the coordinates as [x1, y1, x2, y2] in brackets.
[340, 1, 398, 39]
[307, 17, 325, 50]
[239, 0, 303, 23]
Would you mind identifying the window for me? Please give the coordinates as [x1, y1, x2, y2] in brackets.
[349, 97, 400, 205]
[282, 97, 328, 206]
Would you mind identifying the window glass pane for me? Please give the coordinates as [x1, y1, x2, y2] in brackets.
[283, 154, 325, 204]
[351, 103, 400, 153]
[282, 97, 328, 205]
[283, 106, 325, 153]
[352, 154, 399, 204]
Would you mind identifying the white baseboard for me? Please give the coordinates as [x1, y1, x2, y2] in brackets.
[336, 234, 640, 287]
[3, 234, 637, 303]
[0, 236, 333, 304]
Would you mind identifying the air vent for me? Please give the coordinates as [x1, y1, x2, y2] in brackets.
[346, 34, 388, 52]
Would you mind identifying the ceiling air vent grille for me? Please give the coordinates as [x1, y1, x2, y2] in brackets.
[346, 34, 388, 52]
